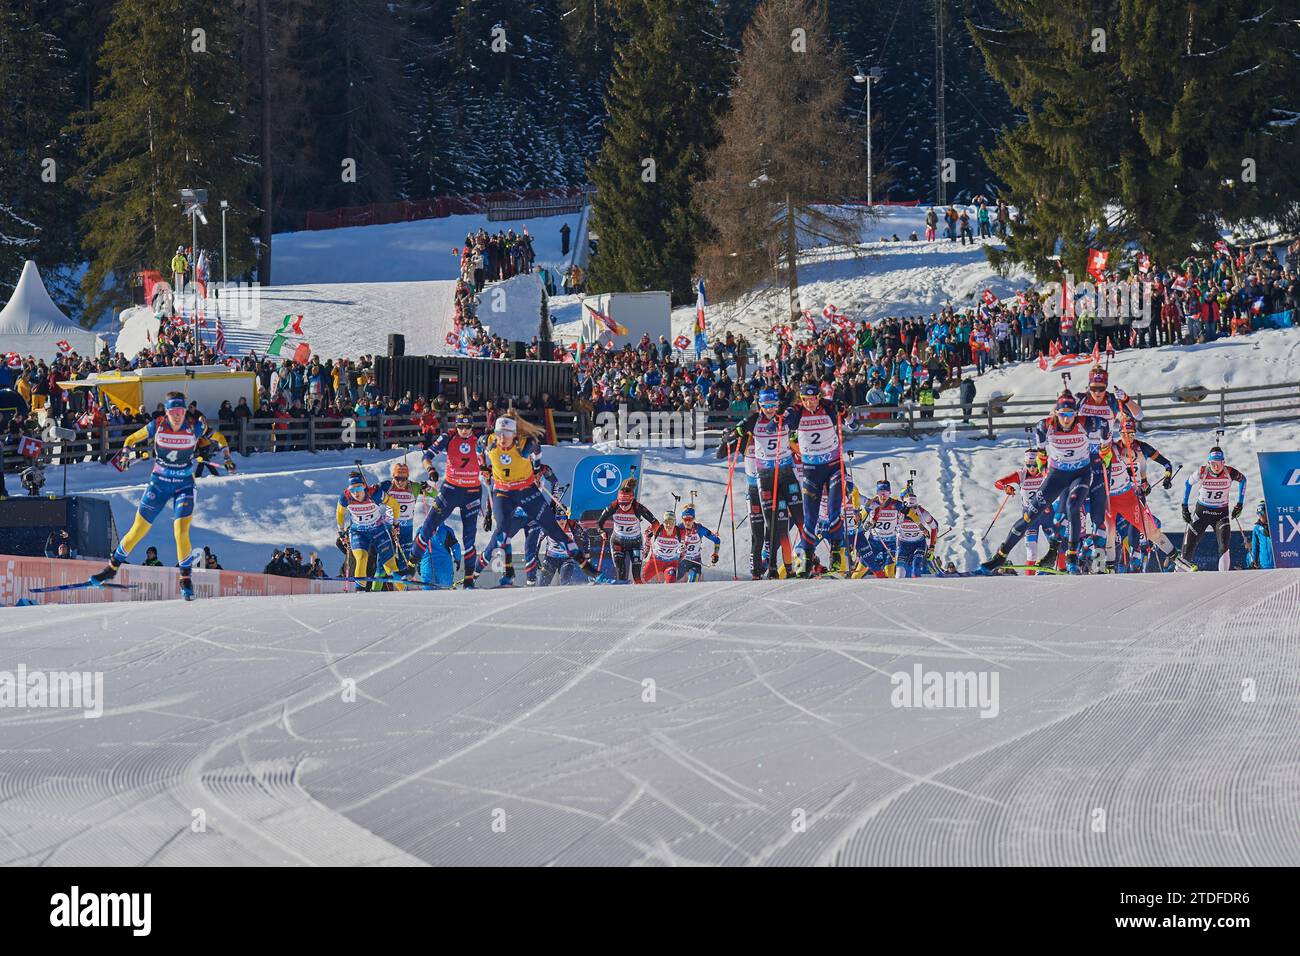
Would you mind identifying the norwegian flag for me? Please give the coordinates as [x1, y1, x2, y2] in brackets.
[1137, 252, 1151, 274]
[5, 352, 21, 370]
[673, 334, 691, 350]
[214, 311, 226, 356]
[17, 435, 43, 458]
[1086, 248, 1109, 281]
[56, 340, 72, 354]
[981, 288, 997, 307]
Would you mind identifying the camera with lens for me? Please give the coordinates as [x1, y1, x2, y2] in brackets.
[21, 462, 46, 496]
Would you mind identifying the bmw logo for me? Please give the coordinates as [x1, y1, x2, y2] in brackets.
[592, 462, 622, 493]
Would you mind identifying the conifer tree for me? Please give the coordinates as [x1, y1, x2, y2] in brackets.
[77, 0, 254, 312]
[0, 0, 80, 305]
[973, 0, 1300, 278]
[696, 0, 869, 317]
[586, 0, 730, 303]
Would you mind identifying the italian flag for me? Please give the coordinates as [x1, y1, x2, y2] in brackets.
[267, 314, 305, 357]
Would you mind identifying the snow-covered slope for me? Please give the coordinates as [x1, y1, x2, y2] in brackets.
[115, 280, 459, 360]
[3, 572, 1296, 865]
[550, 206, 1032, 342]
[272, 210, 585, 286]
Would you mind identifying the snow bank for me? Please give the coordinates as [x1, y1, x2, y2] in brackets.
[273, 210, 585, 285]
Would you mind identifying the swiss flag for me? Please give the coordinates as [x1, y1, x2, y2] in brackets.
[5, 352, 21, 370]
[17, 435, 43, 458]
[56, 340, 72, 354]
[673, 334, 690, 350]
[1086, 248, 1108, 281]
[981, 288, 997, 306]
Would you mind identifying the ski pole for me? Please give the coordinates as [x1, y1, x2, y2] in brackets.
[981, 491, 1011, 541]
[718, 440, 739, 581]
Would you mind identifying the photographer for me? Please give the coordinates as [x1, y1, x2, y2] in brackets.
[305, 551, 326, 579]
[44, 529, 77, 559]
[264, 549, 289, 576]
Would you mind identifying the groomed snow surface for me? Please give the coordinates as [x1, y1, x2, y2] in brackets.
[2, 571, 1297, 865]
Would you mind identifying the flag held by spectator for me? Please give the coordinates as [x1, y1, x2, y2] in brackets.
[1137, 252, 1151, 274]
[56, 340, 72, 354]
[695, 278, 707, 334]
[1214, 240, 1228, 254]
[292, 342, 311, 365]
[5, 352, 21, 370]
[17, 436, 43, 458]
[1086, 249, 1108, 281]
[584, 302, 627, 337]
[981, 288, 997, 306]
[214, 311, 226, 356]
[274, 314, 304, 336]
[673, 334, 690, 350]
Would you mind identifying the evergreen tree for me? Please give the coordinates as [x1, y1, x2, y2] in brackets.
[973, 0, 1300, 278]
[586, 0, 730, 303]
[696, 0, 870, 316]
[0, 0, 80, 307]
[77, 0, 255, 312]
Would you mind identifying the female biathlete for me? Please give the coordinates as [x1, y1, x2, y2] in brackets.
[90, 392, 234, 600]
[479, 413, 600, 580]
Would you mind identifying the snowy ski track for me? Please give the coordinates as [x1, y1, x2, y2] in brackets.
[1, 572, 1296, 866]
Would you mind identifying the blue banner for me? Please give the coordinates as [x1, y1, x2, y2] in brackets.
[1257, 451, 1300, 568]
[569, 453, 643, 523]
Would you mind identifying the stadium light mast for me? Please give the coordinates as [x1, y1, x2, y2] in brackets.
[853, 66, 884, 206]
[934, 0, 947, 205]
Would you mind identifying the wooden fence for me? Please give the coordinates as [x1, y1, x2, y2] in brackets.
[1, 410, 582, 475]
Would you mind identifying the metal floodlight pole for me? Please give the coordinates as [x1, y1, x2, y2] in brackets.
[220, 200, 229, 289]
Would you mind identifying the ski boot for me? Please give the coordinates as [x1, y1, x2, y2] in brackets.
[179, 568, 195, 601]
[461, 572, 477, 589]
[498, 563, 515, 587]
[1173, 555, 1199, 572]
[89, 559, 122, 588]
[975, 549, 1009, 575]
[1064, 550, 1081, 575]
[525, 570, 538, 587]
[780, 562, 794, 580]
[828, 548, 846, 575]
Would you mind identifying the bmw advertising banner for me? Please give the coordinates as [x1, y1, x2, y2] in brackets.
[1257, 451, 1300, 569]
[569, 453, 644, 523]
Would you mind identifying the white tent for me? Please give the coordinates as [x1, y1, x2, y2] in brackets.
[0, 260, 104, 359]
